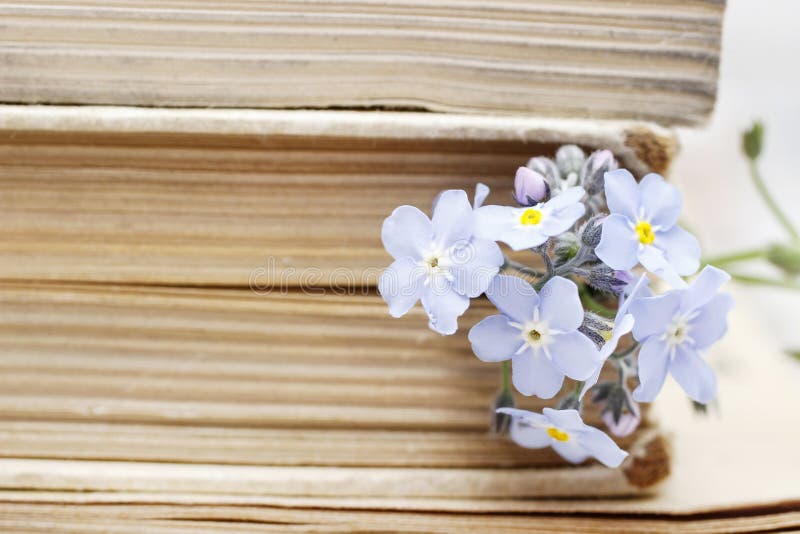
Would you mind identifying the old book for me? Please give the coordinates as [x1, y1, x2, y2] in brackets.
[0, 1, 724, 124]
[0, 306, 795, 532]
[0, 281, 668, 497]
[0, 105, 675, 287]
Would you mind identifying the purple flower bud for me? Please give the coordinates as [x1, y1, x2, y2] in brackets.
[602, 392, 641, 438]
[581, 149, 618, 195]
[513, 166, 550, 206]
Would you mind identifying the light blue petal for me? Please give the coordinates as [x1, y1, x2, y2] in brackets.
[474, 205, 549, 251]
[657, 225, 701, 276]
[604, 169, 639, 220]
[638, 245, 688, 289]
[543, 185, 585, 211]
[632, 338, 670, 402]
[639, 173, 682, 229]
[381, 205, 433, 260]
[681, 265, 731, 312]
[579, 365, 602, 400]
[474, 182, 490, 209]
[496, 407, 548, 427]
[596, 214, 639, 270]
[601, 313, 634, 359]
[449, 238, 503, 298]
[539, 202, 586, 236]
[630, 291, 681, 341]
[690, 293, 735, 349]
[551, 440, 590, 464]
[549, 331, 602, 381]
[670, 345, 717, 403]
[420, 283, 469, 335]
[511, 347, 564, 399]
[468, 315, 524, 362]
[485, 275, 539, 324]
[431, 190, 473, 247]
[474, 205, 512, 240]
[378, 257, 426, 317]
[542, 408, 585, 431]
[509, 421, 551, 449]
[539, 276, 584, 331]
[578, 427, 629, 468]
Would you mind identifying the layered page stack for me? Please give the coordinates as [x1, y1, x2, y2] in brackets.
[0, 0, 739, 531]
[0, 108, 672, 499]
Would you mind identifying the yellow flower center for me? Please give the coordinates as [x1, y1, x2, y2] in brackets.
[527, 329, 542, 342]
[635, 220, 655, 245]
[520, 208, 543, 226]
[547, 427, 570, 442]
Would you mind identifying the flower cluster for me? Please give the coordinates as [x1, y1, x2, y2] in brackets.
[379, 145, 733, 468]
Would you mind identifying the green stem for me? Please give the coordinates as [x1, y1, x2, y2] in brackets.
[729, 272, 800, 291]
[702, 247, 768, 267]
[748, 157, 799, 242]
[501, 360, 511, 393]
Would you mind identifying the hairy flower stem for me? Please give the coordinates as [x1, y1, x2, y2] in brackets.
[502, 257, 545, 278]
[748, 157, 799, 242]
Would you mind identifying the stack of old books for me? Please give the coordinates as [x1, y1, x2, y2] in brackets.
[4, 2, 791, 533]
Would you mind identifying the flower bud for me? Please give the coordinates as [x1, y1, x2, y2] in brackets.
[599, 385, 641, 438]
[742, 121, 764, 160]
[580, 149, 618, 195]
[513, 166, 550, 206]
[766, 243, 800, 275]
[587, 265, 629, 294]
[553, 232, 580, 265]
[579, 215, 605, 248]
[526, 156, 559, 184]
[555, 144, 585, 179]
[602, 400, 641, 438]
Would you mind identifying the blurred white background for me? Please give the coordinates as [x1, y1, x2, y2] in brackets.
[672, 0, 800, 351]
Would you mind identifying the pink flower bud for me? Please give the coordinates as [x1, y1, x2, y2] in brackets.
[513, 166, 550, 206]
[602, 400, 641, 438]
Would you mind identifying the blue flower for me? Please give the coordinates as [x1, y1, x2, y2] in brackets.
[378, 189, 503, 335]
[474, 187, 586, 250]
[468, 275, 602, 398]
[596, 170, 700, 288]
[497, 407, 628, 467]
[580, 275, 649, 399]
[629, 266, 734, 403]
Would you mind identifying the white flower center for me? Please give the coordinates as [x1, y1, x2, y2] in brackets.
[515, 309, 552, 353]
[420, 248, 454, 285]
[661, 310, 699, 349]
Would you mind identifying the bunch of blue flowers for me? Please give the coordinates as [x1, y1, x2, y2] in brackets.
[378, 145, 734, 468]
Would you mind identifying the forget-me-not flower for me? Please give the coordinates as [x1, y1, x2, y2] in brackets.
[595, 170, 700, 288]
[580, 274, 648, 399]
[497, 407, 628, 467]
[379, 189, 503, 335]
[474, 187, 586, 250]
[468, 275, 602, 398]
[629, 265, 734, 403]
